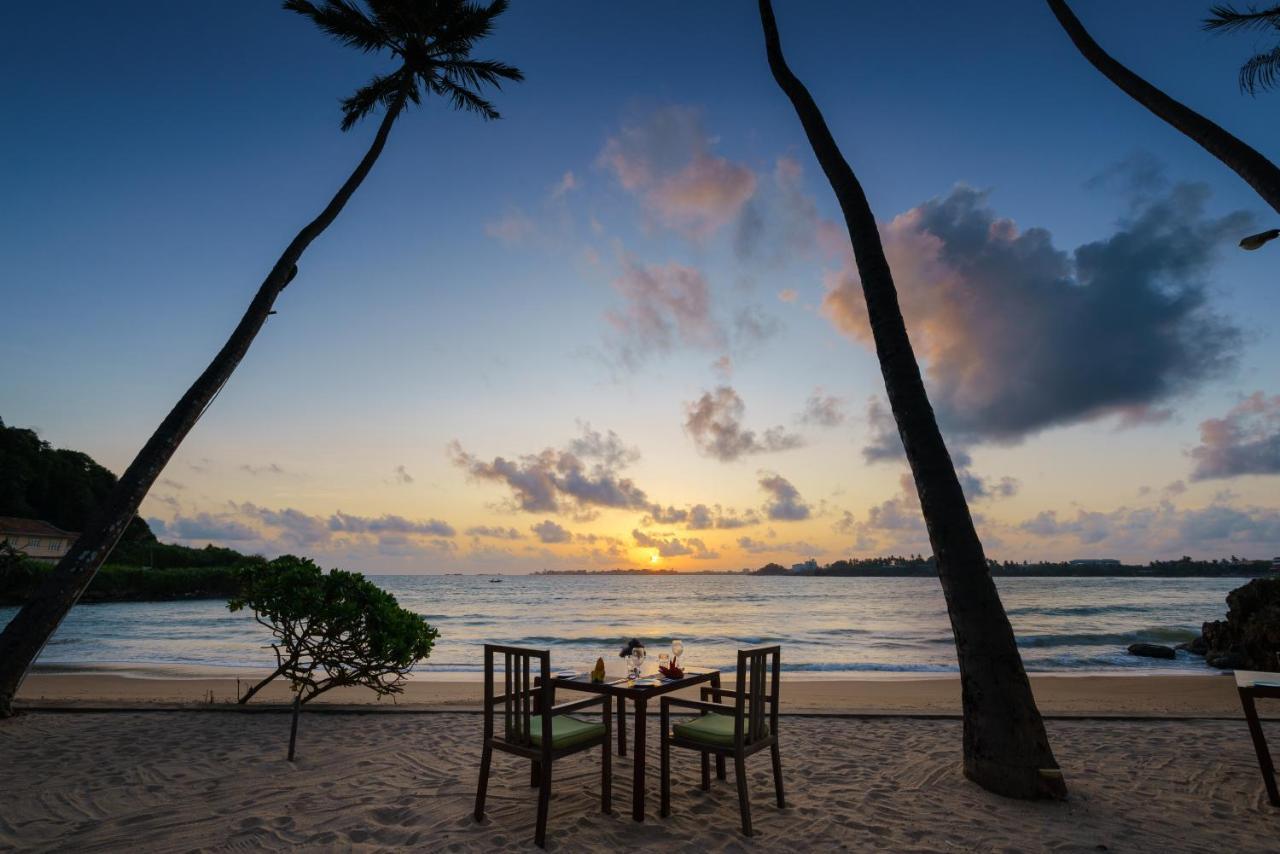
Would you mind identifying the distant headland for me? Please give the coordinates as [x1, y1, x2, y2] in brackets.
[537, 555, 1279, 578]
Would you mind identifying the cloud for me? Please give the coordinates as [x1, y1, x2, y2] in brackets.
[567, 423, 641, 469]
[483, 207, 538, 245]
[551, 170, 579, 198]
[450, 426, 651, 515]
[233, 504, 456, 549]
[1189, 392, 1280, 480]
[239, 503, 331, 545]
[823, 179, 1249, 445]
[737, 535, 822, 556]
[684, 386, 804, 462]
[758, 472, 811, 521]
[644, 503, 759, 530]
[862, 394, 1043, 503]
[600, 105, 756, 239]
[465, 525, 524, 540]
[606, 256, 723, 364]
[532, 519, 573, 544]
[798, 388, 847, 427]
[777, 288, 798, 303]
[393, 465, 414, 485]
[632, 529, 719, 559]
[328, 511, 455, 537]
[154, 513, 258, 542]
[240, 463, 286, 476]
[1017, 499, 1280, 553]
[734, 156, 824, 265]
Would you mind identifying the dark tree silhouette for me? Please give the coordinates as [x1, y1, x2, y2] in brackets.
[756, 0, 1066, 799]
[1204, 3, 1280, 95]
[0, 0, 522, 717]
[1047, 0, 1280, 222]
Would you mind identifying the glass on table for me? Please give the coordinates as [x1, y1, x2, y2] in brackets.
[671, 639, 684, 666]
[629, 646, 647, 679]
[657, 652, 670, 674]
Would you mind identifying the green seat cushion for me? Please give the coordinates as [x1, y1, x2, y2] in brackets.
[512, 715, 605, 750]
[672, 712, 768, 747]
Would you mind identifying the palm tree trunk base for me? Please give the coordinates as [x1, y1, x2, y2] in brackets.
[964, 757, 1068, 800]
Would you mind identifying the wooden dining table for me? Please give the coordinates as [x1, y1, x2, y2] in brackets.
[1235, 669, 1280, 807]
[542, 666, 724, 821]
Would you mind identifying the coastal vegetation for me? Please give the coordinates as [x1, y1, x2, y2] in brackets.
[228, 556, 439, 759]
[758, 0, 1064, 799]
[540, 556, 1278, 578]
[0, 556, 253, 607]
[0, 0, 523, 718]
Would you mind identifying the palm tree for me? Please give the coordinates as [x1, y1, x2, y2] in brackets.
[1046, 0, 1280, 218]
[756, 0, 1066, 800]
[0, 0, 522, 718]
[1204, 4, 1280, 95]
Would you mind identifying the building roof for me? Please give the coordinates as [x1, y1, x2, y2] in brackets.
[0, 517, 78, 538]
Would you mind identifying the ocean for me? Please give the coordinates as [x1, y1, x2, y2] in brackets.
[0, 575, 1243, 677]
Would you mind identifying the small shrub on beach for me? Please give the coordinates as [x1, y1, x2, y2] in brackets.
[228, 555, 439, 759]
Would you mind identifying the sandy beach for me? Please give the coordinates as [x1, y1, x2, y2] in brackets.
[2, 708, 1277, 852]
[14, 666, 1262, 718]
[6, 669, 1279, 850]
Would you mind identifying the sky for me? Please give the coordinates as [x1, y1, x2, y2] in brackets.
[3, 1, 1279, 572]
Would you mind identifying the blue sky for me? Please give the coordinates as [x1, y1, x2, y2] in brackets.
[3, 1, 1279, 571]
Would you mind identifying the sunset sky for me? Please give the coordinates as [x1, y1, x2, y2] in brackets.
[4, 1, 1279, 572]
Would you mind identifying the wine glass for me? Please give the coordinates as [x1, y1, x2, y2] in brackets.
[671, 639, 684, 667]
[657, 652, 670, 675]
[630, 646, 647, 679]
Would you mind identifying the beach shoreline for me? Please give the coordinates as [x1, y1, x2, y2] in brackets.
[16, 664, 1259, 718]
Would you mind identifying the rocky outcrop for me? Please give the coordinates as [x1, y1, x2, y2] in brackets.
[1176, 635, 1208, 656]
[1127, 642, 1176, 659]
[1201, 577, 1280, 672]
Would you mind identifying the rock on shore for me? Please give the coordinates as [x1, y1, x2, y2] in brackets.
[1201, 577, 1280, 672]
[1127, 642, 1176, 660]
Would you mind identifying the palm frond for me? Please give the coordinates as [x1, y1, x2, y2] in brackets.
[1203, 3, 1280, 32]
[340, 70, 407, 130]
[1239, 43, 1280, 92]
[432, 77, 500, 120]
[283, 0, 389, 53]
[290, 0, 522, 126]
[440, 57, 524, 90]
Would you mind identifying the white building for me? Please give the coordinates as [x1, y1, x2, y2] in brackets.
[0, 517, 78, 563]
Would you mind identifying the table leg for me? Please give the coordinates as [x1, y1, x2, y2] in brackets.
[632, 696, 648, 821]
[710, 672, 726, 781]
[1240, 689, 1280, 806]
[617, 694, 627, 756]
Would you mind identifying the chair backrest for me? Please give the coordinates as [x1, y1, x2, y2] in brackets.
[482, 644, 552, 748]
[733, 646, 780, 746]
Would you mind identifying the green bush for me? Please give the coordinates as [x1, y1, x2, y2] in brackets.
[228, 555, 439, 759]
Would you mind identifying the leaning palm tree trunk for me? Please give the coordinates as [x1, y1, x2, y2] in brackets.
[0, 94, 405, 718]
[1047, 0, 1280, 216]
[757, 0, 1065, 799]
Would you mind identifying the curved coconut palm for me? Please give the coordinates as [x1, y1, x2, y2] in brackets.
[756, 0, 1066, 800]
[0, 0, 522, 717]
[1046, 0, 1280, 220]
[1204, 3, 1280, 95]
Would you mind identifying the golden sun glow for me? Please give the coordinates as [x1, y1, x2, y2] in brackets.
[649, 553, 660, 564]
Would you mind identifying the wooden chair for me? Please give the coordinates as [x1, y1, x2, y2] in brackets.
[659, 646, 783, 837]
[473, 644, 611, 848]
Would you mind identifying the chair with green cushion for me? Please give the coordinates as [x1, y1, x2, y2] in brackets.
[659, 646, 783, 837]
[474, 644, 611, 848]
